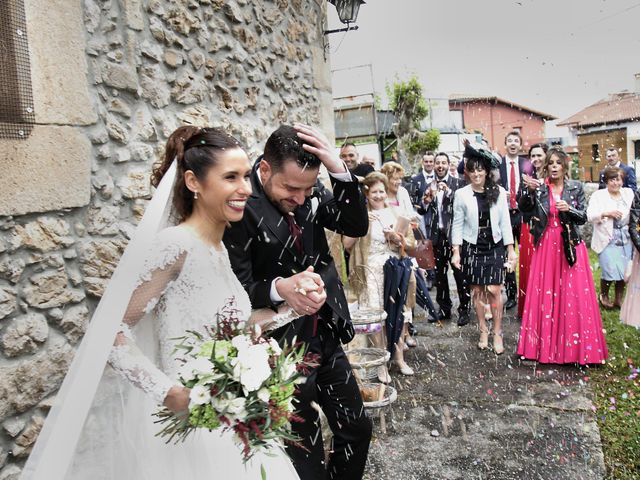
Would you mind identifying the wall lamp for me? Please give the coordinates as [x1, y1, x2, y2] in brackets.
[325, 0, 365, 34]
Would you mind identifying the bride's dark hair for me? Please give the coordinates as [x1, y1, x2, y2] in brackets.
[151, 126, 245, 221]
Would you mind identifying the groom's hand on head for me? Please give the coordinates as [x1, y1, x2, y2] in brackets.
[293, 123, 347, 174]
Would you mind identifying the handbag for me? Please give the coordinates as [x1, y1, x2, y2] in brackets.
[412, 228, 435, 270]
[560, 223, 577, 266]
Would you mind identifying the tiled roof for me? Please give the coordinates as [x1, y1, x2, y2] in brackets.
[558, 92, 640, 127]
[448, 95, 557, 120]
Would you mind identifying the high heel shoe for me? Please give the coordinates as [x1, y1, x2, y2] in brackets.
[478, 329, 489, 350]
[377, 365, 391, 384]
[391, 360, 414, 376]
[493, 332, 505, 355]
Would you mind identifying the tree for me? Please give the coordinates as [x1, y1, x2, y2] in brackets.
[386, 75, 440, 171]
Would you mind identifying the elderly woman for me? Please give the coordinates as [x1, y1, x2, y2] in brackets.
[380, 161, 415, 218]
[451, 145, 516, 354]
[344, 172, 417, 375]
[587, 167, 634, 308]
[620, 190, 640, 327]
[517, 148, 608, 364]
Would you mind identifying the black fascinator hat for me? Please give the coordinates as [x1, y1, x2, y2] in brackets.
[463, 140, 500, 172]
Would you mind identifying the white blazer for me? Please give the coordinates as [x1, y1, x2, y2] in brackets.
[586, 187, 634, 254]
[451, 185, 514, 246]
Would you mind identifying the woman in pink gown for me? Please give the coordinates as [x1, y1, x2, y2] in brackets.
[517, 148, 608, 364]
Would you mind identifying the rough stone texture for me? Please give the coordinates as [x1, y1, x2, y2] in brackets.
[23, 271, 85, 309]
[0, 340, 74, 421]
[1, 313, 49, 357]
[9, 218, 75, 253]
[0, 288, 17, 320]
[2, 418, 26, 439]
[10, 416, 44, 458]
[78, 239, 127, 297]
[0, 126, 92, 217]
[85, 205, 121, 235]
[57, 304, 89, 344]
[117, 169, 152, 199]
[0, 259, 25, 284]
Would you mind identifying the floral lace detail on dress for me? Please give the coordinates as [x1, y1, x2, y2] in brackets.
[107, 226, 252, 405]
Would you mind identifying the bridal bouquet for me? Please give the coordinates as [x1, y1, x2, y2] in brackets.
[155, 298, 312, 463]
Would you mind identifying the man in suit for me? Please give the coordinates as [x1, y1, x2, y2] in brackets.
[422, 152, 471, 325]
[223, 124, 372, 480]
[339, 142, 374, 181]
[498, 131, 533, 310]
[407, 152, 437, 287]
[599, 148, 637, 191]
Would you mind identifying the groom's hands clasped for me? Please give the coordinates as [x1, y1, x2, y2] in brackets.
[276, 266, 326, 316]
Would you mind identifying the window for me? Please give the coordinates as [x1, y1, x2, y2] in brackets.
[592, 144, 600, 162]
[0, 0, 35, 139]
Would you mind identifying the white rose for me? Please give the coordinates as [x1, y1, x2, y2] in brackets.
[236, 344, 272, 392]
[279, 359, 298, 381]
[257, 387, 270, 403]
[189, 385, 211, 406]
[178, 357, 214, 382]
[231, 334, 252, 352]
[227, 397, 248, 422]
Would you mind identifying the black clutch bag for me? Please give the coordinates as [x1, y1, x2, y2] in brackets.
[560, 223, 577, 266]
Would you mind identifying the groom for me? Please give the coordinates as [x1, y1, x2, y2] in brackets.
[223, 124, 372, 480]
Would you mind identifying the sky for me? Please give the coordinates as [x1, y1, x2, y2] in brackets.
[327, 0, 640, 121]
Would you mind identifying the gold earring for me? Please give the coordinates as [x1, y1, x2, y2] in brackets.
[194, 191, 199, 200]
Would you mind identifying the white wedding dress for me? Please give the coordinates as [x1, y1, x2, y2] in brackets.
[64, 225, 299, 479]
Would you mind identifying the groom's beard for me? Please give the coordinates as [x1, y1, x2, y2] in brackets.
[263, 177, 298, 215]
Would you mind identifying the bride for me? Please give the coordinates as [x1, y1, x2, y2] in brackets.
[22, 126, 300, 479]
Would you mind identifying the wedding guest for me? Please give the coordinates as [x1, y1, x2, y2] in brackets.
[380, 161, 416, 218]
[587, 167, 634, 308]
[517, 143, 548, 319]
[598, 148, 637, 191]
[451, 144, 516, 354]
[344, 172, 417, 375]
[422, 152, 471, 325]
[340, 142, 374, 182]
[621, 189, 640, 328]
[517, 147, 608, 364]
[498, 131, 534, 311]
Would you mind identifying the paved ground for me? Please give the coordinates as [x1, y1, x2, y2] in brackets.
[361, 299, 607, 480]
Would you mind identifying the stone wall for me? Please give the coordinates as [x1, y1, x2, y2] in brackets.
[0, 0, 333, 476]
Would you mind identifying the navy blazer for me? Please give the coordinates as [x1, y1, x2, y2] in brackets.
[498, 155, 534, 200]
[598, 163, 637, 191]
[422, 175, 466, 245]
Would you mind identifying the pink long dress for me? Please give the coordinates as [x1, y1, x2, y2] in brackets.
[517, 193, 608, 364]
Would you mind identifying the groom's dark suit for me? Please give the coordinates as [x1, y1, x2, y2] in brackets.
[223, 159, 372, 480]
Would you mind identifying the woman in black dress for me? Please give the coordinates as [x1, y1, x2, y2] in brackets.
[451, 146, 516, 354]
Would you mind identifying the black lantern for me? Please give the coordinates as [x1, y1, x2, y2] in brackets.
[329, 0, 365, 25]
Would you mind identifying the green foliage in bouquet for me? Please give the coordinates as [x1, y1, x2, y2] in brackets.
[154, 298, 314, 463]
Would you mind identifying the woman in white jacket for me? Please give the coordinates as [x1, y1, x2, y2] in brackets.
[451, 146, 516, 354]
[587, 166, 634, 308]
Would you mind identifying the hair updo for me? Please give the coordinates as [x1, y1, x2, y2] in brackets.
[151, 126, 245, 221]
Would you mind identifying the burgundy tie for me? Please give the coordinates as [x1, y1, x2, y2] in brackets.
[285, 214, 319, 335]
[285, 214, 303, 255]
[509, 160, 517, 209]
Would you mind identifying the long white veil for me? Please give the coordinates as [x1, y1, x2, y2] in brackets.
[21, 162, 178, 480]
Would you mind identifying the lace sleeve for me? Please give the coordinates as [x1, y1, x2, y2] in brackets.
[108, 232, 189, 405]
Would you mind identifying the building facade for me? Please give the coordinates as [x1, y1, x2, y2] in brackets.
[449, 95, 556, 154]
[559, 86, 640, 183]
